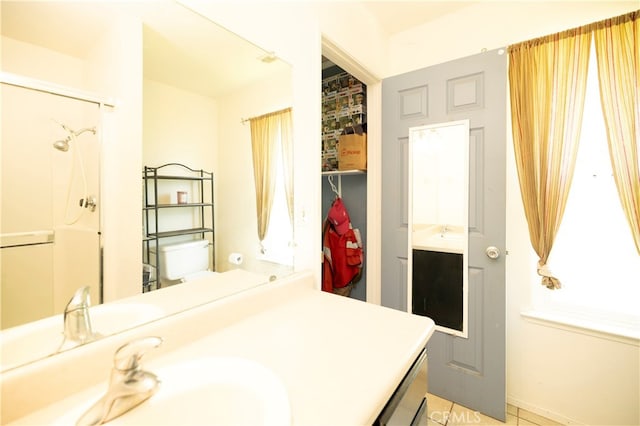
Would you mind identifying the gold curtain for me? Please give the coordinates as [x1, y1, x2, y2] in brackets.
[593, 11, 640, 254]
[279, 108, 294, 226]
[508, 27, 592, 289]
[249, 108, 293, 245]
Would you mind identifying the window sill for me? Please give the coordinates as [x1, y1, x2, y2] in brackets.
[255, 251, 294, 268]
[521, 310, 640, 347]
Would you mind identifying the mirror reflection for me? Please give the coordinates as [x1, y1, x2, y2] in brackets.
[1, 83, 103, 329]
[1, 1, 293, 372]
[408, 120, 469, 338]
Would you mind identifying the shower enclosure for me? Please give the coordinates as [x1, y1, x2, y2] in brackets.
[1, 78, 102, 329]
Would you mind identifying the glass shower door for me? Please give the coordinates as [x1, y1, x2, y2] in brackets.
[1, 82, 101, 329]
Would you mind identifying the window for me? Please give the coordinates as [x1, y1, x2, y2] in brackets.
[257, 129, 294, 266]
[531, 42, 640, 336]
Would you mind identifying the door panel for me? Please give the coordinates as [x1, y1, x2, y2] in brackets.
[469, 128, 485, 233]
[382, 49, 506, 421]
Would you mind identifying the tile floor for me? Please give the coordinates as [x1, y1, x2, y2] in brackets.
[427, 393, 564, 426]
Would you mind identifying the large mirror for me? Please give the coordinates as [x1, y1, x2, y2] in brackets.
[408, 120, 469, 338]
[0, 1, 293, 371]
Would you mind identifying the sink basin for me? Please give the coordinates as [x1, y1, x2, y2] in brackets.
[412, 226, 465, 254]
[0, 303, 165, 371]
[8, 356, 291, 425]
[431, 231, 464, 241]
[106, 357, 291, 426]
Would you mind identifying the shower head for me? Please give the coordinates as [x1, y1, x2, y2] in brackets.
[52, 125, 96, 152]
[53, 137, 71, 152]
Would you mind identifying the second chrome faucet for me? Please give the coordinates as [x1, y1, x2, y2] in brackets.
[58, 286, 100, 352]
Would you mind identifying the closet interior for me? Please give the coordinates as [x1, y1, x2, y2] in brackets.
[321, 56, 368, 301]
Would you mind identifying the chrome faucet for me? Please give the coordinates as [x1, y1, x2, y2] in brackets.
[77, 336, 163, 426]
[58, 286, 98, 351]
[440, 224, 449, 237]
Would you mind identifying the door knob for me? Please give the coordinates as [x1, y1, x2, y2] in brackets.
[485, 246, 500, 259]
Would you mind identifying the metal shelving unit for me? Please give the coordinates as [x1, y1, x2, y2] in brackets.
[142, 163, 214, 292]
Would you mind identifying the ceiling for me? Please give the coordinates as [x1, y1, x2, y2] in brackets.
[361, 1, 476, 35]
[7, 1, 612, 94]
[1, 1, 496, 96]
[0, 1, 289, 98]
[322, 1, 475, 71]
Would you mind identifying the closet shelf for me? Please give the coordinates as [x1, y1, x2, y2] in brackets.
[321, 169, 366, 176]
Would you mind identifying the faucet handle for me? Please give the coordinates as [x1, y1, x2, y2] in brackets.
[113, 336, 163, 371]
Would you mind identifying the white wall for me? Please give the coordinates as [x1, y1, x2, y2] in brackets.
[143, 68, 292, 279]
[1, 36, 102, 325]
[215, 68, 292, 275]
[182, 2, 640, 425]
[385, 2, 640, 79]
[0, 36, 86, 87]
[178, 0, 323, 285]
[142, 78, 217, 275]
[505, 105, 640, 426]
[6, 1, 636, 423]
[143, 79, 218, 171]
[2, 13, 145, 305]
[392, 3, 640, 425]
[86, 15, 143, 302]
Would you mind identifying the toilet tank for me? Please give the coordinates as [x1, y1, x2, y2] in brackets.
[156, 240, 209, 280]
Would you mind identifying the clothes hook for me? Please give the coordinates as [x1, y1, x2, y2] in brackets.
[328, 175, 341, 198]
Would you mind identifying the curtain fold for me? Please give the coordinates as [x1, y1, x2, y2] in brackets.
[250, 113, 279, 246]
[249, 108, 293, 247]
[593, 11, 640, 254]
[508, 27, 592, 289]
[279, 108, 294, 227]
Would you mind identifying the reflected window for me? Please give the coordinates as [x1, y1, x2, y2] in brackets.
[259, 150, 294, 266]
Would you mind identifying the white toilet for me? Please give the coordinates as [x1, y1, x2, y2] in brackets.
[154, 239, 216, 286]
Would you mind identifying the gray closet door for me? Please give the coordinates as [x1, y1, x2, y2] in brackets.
[381, 49, 507, 421]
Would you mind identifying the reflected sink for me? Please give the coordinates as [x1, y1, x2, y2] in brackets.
[0, 303, 165, 371]
[431, 231, 464, 241]
[106, 357, 291, 426]
[412, 226, 465, 254]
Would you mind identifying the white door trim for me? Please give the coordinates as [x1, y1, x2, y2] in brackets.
[321, 35, 382, 305]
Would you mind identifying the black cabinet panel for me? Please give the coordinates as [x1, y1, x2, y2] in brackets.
[412, 250, 463, 331]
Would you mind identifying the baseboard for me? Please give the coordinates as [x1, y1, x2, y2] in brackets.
[507, 396, 583, 425]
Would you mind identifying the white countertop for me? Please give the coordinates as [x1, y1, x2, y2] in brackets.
[4, 272, 435, 425]
[154, 289, 435, 425]
[0, 269, 270, 372]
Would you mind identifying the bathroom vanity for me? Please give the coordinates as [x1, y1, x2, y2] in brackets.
[1, 271, 435, 425]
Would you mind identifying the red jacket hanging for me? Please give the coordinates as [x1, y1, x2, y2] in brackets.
[322, 198, 363, 293]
